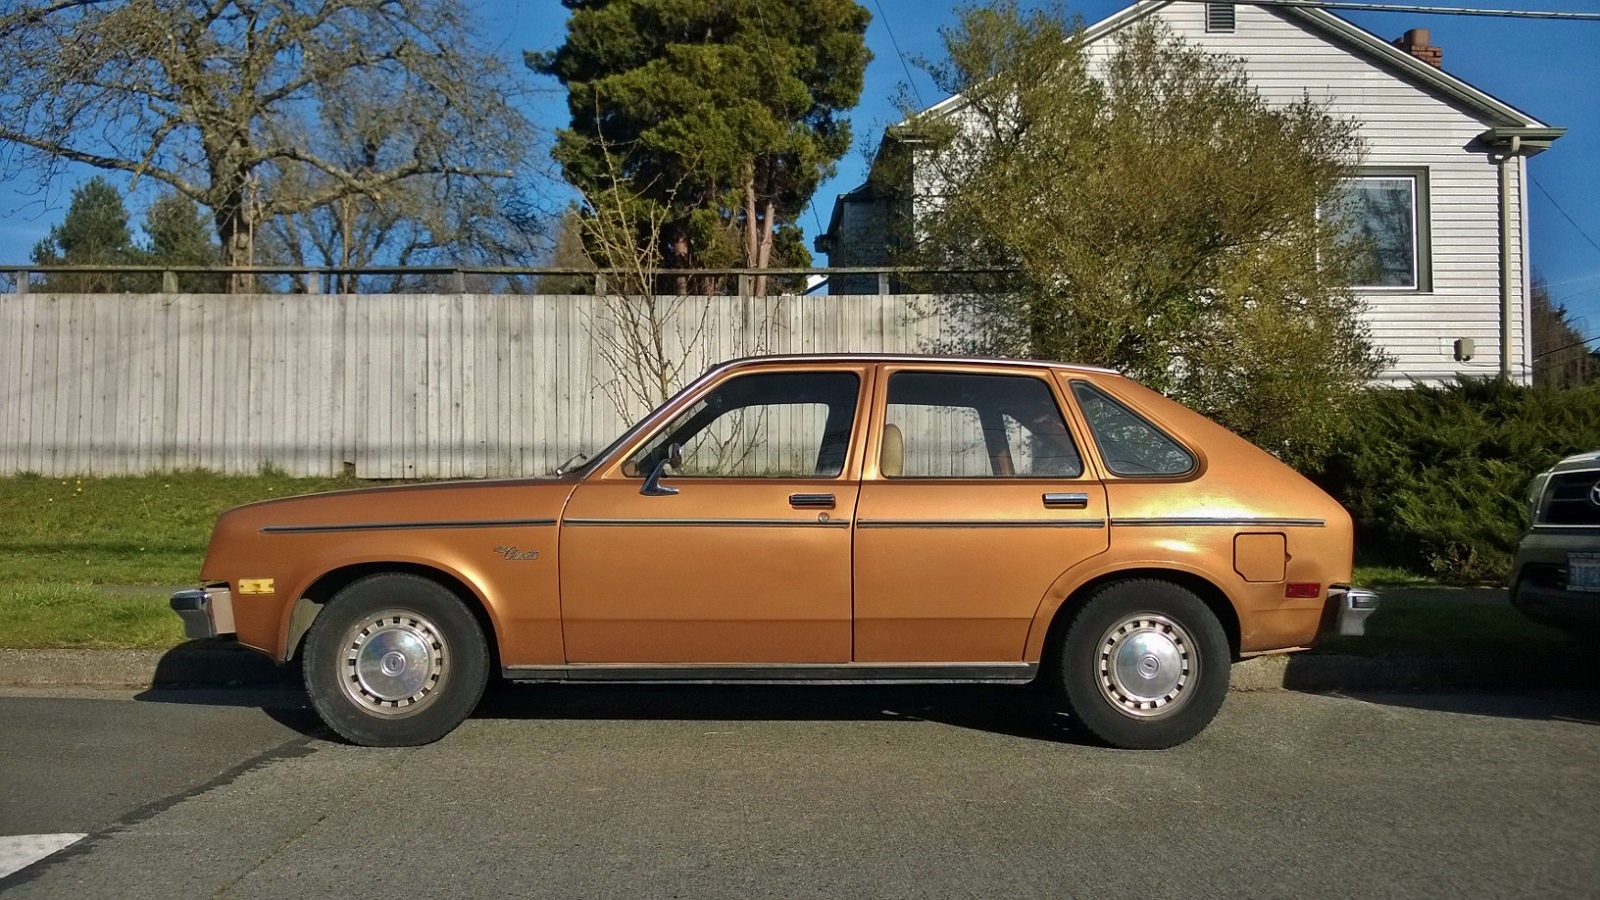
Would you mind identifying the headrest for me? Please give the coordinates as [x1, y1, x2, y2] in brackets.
[880, 423, 904, 478]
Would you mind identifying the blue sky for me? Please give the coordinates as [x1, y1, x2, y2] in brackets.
[3, 1, 1597, 335]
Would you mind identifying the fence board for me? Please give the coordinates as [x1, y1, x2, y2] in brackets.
[0, 292, 957, 477]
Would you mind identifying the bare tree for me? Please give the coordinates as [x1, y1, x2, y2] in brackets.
[577, 146, 774, 425]
[1532, 275, 1598, 389]
[0, 0, 532, 287]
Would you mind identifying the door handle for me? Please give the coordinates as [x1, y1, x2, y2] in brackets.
[789, 493, 836, 509]
[1042, 492, 1089, 509]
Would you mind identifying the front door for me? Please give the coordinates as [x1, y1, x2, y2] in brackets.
[559, 367, 869, 664]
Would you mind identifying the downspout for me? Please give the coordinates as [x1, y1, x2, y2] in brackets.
[1498, 134, 1521, 379]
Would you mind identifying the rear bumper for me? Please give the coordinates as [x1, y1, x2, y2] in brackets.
[1323, 586, 1379, 638]
[170, 586, 236, 640]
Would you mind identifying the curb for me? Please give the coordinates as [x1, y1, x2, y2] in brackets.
[1, 644, 1594, 693]
[0, 644, 290, 689]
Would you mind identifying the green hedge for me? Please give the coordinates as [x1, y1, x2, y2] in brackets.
[1311, 379, 1600, 584]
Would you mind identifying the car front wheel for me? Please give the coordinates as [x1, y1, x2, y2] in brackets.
[303, 573, 489, 747]
[1056, 579, 1231, 750]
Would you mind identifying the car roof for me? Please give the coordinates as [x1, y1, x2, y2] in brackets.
[713, 353, 1120, 377]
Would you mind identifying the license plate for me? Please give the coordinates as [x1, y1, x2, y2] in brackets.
[1571, 553, 1600, 593]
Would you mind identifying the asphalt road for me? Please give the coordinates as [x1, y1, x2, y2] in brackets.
[2, 684, 1598, 898]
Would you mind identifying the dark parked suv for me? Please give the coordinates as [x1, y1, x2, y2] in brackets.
[1511, 450, 1600, 634]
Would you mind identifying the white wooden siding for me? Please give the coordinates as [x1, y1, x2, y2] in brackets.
[0, 292, 965, 477]
[1095, 3, 1526, 383]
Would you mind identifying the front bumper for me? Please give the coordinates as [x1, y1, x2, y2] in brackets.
[1324, 586, 1379, 638]
[170, 585, 236, 640]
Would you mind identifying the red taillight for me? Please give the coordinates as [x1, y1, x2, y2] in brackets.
[1285, 582, 1321, 599]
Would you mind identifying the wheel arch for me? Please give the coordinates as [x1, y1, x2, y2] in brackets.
[283, 562, 502, 672]
[1034, 568, 1242, 678]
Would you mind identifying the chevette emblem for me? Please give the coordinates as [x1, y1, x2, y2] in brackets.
[1590, 480, 1600, 508]
[493, 545, 540, 561]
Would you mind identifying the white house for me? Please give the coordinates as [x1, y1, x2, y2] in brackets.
[816, 0, 1564, 384]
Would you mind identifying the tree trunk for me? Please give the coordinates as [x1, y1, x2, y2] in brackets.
[669, 224, 691, 296]
[743, 171, 759, 296]
[754, 198, 775, 297]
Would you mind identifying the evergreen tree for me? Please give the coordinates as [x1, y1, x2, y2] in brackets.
[30, 176, 136, 292]
[140, 193, 225, 292]
[530, 0, 871, 294]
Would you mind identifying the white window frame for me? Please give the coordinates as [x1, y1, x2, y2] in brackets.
[1342, 167, 1432, 293]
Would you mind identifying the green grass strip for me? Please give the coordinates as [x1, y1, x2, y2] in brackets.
[0, 583, 184, 649]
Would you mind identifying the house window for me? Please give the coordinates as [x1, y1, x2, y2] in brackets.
[1340, 168, 1432, 291]
[1205, 2, 1236, 33]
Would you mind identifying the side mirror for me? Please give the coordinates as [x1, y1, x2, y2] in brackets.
[640, 443, 683, 496]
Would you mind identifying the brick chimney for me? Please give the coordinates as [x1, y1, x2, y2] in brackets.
[1393, 28, 1443, 68]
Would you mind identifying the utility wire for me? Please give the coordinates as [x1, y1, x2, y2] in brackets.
[1169, 0, 1600, 20]
[1531, 175, 1600, 258]
[1534, 331, 1600, 360]
[873, 0, 924, 109]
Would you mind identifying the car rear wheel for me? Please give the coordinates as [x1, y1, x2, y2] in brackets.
[1056, 579, 1230, 750]
[303, 573, 489, 747]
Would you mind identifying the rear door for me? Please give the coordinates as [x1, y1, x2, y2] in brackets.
[852, 365, 1110, 662]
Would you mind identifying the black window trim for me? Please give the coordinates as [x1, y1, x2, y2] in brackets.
[627, 370, 865, 480]
[1068, 380, 1199, 480]
[1343, 166, 1433, 294]
[880, 369, 1088, 480]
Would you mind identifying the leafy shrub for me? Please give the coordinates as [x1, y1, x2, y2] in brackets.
[1311, 379, 1600, 584]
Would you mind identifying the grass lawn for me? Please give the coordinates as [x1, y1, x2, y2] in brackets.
[1317, 586, 1569, 657]
[0, 471, 381, 649]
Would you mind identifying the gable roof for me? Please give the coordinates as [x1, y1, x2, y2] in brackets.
[919, 0, 1557, 134]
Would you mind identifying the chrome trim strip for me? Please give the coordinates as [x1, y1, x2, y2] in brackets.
[563, 517, 851, 528]
[262, 518, 557, 534]
[1110, 517, 1326, 528]
[857, 519, 1106, 529]
[502, 662, 1039, 684]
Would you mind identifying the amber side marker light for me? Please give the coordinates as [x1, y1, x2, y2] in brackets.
[1285, 583, 1321, 599]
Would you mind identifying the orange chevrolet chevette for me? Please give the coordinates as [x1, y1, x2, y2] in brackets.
[172, 354, 1376, 749]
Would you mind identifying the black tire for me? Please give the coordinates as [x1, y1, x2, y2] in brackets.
[303, 573, 489, 747]
[1056, 579, 1231, 750]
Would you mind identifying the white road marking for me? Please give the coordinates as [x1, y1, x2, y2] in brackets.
[0, 834, 86, 879]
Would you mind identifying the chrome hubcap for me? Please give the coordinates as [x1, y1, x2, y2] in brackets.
[339, 611, 448, 717]
[1096, 614, 1196, 719]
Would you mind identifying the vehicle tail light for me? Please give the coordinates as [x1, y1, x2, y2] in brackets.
[1285, 582, 1321, 599]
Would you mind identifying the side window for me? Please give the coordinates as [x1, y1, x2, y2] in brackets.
[1070, 381, 1196, 477]
[628, 371, 859, 478]
[884, 372, 1083, 478]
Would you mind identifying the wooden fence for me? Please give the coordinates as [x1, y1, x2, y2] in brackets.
[0, 292, 962, 477]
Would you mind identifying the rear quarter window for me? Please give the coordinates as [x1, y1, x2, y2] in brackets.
[1070, 381, 1196, 477]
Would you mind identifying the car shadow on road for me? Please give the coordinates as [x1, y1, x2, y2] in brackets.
[1321, 687, 1600, 726]
[135, 640, 1097, 744]
[136, 640, 318, 735]
[476, 681, 1096, 744]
